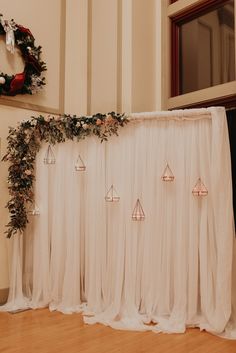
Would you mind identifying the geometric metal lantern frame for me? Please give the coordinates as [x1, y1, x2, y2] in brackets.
[43, 145, 56, 165]
[132, 198, 145, 221]
[75, 154, 86, 171]
[192, 177, 208, 196]
[27, 202, 40, 216]
[105, 184, 120, 202]
[161, 163, 175, 182]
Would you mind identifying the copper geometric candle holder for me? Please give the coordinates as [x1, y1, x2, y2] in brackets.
[132, 199, 145, 221]
[161, 163, 175, 182]
[28, 202, 40, 216]
[192, 178, 208, 196]
[105, 184, 120, 202]
[44, 145, 56, 164]
[75, 154, 86, 171]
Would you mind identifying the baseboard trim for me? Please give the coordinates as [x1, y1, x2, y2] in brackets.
[0, 288, 9, 305]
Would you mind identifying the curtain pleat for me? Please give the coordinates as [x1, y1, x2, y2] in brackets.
[1, 107, 235, 339]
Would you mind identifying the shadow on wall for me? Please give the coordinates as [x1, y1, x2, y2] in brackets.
[226, 108, 236, 229]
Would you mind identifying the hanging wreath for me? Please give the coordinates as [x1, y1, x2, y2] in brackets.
[2, 112, 129, 238]
[0, 14, 46, 96]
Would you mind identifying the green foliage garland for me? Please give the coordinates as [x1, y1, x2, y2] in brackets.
[0, 14, 46, 95]
[2, 112, 128, 238]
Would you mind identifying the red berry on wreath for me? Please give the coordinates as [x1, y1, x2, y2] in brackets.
[9, 72, 26, 95]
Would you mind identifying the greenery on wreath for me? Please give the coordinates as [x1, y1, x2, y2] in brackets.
[2, 112, 128, 238]
[0, 14, 46, 95]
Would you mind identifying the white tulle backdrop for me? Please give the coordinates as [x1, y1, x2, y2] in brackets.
[1, 107, 236, 339]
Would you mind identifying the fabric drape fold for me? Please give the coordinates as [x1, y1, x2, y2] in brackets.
[1, 107, 235, 339]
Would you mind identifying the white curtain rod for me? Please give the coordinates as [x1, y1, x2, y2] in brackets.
[128, 107, 225, 122]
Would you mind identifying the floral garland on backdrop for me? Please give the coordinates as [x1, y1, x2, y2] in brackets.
[2, 113, 128, 238]
[0, 14, 46, 95]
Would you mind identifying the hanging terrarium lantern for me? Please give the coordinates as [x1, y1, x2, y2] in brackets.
[44, 145, 56, 164]
[75, 154, 86, 171]
[132, 199, 145, 221]
[105, 184, 120, 202]
[161, 163, 175, 182]
[192, 178, 208, 196]
[28, 202, 40, 216]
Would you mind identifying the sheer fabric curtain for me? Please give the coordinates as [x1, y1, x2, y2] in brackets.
[1, 107, 236, 339]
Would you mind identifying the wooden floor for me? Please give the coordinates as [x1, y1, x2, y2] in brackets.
[0, 309, 236, 353]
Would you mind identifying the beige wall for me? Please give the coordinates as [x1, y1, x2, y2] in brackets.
[68, 0, 161, 115]
[132, 0, 156, 112]
[0, 0, 161, 293]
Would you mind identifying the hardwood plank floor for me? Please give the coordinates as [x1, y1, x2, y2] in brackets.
[0, 309, 236, 353]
